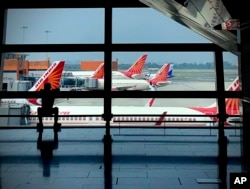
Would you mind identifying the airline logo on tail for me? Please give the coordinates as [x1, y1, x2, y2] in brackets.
[148, 64, 170, 87]
[1, 60, 65, 106]
[27, 60, 65, 105]
[29, 60, 65, 92]
[121, 54, 148, 78]
[225, 76, 240, 115]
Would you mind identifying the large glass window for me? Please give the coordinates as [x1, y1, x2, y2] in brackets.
[1, 7, 241, 128]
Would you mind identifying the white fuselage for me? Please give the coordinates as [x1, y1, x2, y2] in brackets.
[0, 98, 42, 106]
[96, 79, 151, 90]
[64, 71, 132, 79]
[1, 98, 29, 105]
[28, 105, 215, 126]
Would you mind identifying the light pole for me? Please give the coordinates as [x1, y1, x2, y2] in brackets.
[44, 30, 51, 59]
[21, 26, 28, 44]
[44, 30, 51, 44]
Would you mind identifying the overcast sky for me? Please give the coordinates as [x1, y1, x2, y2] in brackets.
[5, 8, 238, 65]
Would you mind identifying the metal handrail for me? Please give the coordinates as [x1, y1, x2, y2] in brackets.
[0, 113, 242, 119]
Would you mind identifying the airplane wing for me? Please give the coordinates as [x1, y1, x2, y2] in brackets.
[154, 81, 172, 87]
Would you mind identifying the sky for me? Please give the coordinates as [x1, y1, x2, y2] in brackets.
[5, 8, 238, 65]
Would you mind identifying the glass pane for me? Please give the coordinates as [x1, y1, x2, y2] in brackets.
[223, 52, 239, 91]
[111, 97, 242, 128]
[113, 8, 210, 43]
[112, 52, 217, 91]
[2, 52, 104, 91]
[6, 9, 104, 44]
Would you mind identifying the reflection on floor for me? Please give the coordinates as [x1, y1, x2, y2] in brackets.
[0, 128, 242, 189]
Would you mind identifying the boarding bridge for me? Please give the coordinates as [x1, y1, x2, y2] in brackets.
[0, 103, 30, 126]
[8, 80, 33, 91]
[84, 78, 98, 89]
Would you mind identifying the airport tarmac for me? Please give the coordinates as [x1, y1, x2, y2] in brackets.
[54, 80, 235, 108]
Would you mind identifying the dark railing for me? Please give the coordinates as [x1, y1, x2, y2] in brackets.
[0, 113, 242, 128]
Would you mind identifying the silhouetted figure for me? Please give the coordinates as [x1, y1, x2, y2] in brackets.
[38, 83, 59, 124]
[37, 83, 60, 164]
[37, 83, 60, 141]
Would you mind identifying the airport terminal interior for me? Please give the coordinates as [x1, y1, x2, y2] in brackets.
[0, 1, 250, 189]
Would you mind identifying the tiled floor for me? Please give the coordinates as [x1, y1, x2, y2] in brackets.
[0, 127, 242, 189]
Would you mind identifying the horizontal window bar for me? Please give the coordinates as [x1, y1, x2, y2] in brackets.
[0, 91, 243, 99]
[3, 1, 148, 9]
[0, 126, 243, 130]
[1, 43, 225, 52]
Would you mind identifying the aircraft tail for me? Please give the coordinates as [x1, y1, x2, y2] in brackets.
[148, 64, 170, 87]
[121, 54, 148, 78]
[29, 60, 65, 92]
[168, 64, 174, 78]
[91, 63, 104, 79]
[204, 76, 240, 115]
[187, 76, 240, 126]
[219, 76, 241, 125]
[225, 76, 240, 115]
[26, 60, 65, 105]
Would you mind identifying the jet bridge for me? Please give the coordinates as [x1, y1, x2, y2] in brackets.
[0, 103, 30, 126]
[84, 78, 99, 89]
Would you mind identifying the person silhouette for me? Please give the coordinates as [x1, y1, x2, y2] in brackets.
[37, 83, 60, 136]
[36, 83, 60, 156]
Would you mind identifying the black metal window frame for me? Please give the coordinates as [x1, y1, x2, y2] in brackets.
[0, 1, 242, 126]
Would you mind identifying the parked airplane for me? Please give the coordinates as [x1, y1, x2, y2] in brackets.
[28, 76, 240, 127]
[63, 54, 148, 79]
[144, 63, 174, 79]
[0, 60, 65, 106]
[82, 63, 171, 91]
[146, 63, 172, 87]
[118, 54, 148, 79]
[60, 62, 105, 91]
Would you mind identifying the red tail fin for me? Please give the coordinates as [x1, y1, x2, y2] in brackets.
[91, 63, 104, 79]
[29, 60, 65, 91]
[148, 64, 170, 86]
[225, 76, 240, 115]
[121, 54, 147, 78]
[190, 76, 240, 122]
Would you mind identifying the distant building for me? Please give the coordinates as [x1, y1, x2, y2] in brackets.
[2, 54, 49, 91]
[2, 57, 119, 91]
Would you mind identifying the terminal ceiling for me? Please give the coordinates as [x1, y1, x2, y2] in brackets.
[139, 0, 249, 56]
